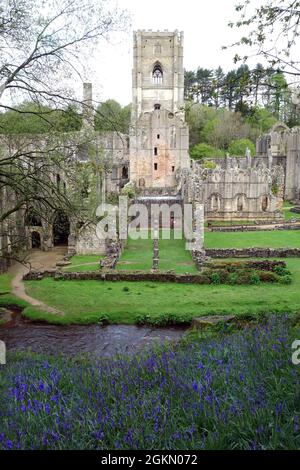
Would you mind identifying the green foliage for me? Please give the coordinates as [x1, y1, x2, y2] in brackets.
[279, 275, 292, 285]
[250, 273, 261, 285]
[203, 160, 217, 169]
[190, 143, 224, 160]
[94, 100, 131, 134]
[0, 102, 82, 134]
[136, 312, 192, 326]
[121, 181, 135, 198]
[228, 138, 255, 156]
[210, 272, 221, 284]
[246, 107, 277, 133]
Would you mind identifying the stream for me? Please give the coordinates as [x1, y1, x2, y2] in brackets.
[0, 307, 186, 357]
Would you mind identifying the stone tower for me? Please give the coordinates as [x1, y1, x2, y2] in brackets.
[130, 30, 190, 189]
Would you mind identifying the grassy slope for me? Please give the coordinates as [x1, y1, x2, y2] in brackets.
[0, 273, 28, 309]
[63, 254, 103, 272]
[25, 258, 300, 324]
[205, 230, 300, 248]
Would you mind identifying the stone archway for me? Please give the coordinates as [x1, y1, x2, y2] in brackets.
[31, 231, 41, 249]
[53, 211, 70, 246]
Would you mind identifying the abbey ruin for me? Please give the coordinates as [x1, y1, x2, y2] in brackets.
[1, 29, 300, 268]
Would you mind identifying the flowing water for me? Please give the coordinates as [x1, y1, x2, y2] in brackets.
[0, 308, 186, 357]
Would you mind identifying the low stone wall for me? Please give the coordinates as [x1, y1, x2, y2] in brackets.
[206, 248, 300, 258]
[209, 223, 300, 232]
[24, 270, 207, 283]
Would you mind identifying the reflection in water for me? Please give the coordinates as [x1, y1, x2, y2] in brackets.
[0, 312, 186, 357]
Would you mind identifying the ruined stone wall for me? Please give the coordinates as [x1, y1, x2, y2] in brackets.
[256, 123, 300, 201]
[130, 108, 189, 188]
[181, 160, 284, 221]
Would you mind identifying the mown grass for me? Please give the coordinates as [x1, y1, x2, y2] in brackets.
[1, 316, 300, 449]
[204, 229, 300, 248]
[283, 201, 300, 221]
[117, 234, 153, 271]
[0, 274, 28, 309]
[62, 254, 103, 272]
[24, 258, 300, 325]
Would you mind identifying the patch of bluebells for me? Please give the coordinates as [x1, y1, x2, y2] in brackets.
[0, 315, 300, 449]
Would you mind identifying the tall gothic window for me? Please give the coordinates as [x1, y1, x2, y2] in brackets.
[152, 63, 163, 84]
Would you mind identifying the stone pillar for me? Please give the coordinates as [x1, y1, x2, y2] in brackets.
[192, 203, 206, 269]
[82, 82, 94, 129]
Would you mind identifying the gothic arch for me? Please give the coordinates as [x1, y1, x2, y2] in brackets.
[210, 193, 221, 212]
[152, 62, 163, 84]
[236, 194, 247, 212]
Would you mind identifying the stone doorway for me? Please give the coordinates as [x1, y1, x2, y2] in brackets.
[53, 211, 70, 246]
[31, 231, 41, 249]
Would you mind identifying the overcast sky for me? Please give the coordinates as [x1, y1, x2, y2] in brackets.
[89, 0, 258, 105]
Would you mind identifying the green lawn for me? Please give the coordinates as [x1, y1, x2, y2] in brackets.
[283, 201, 300, 221]
[117, 229, 197, 273]
[205, 229, 300, 248]
[24, 258, 300, 325]
[63, 254, 103, 272]
[117, 234, 153, 271]
[159, 236, 197, 273]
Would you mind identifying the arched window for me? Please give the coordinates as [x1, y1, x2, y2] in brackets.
[152, 63, 163, 84]
[211, 194, 220, 212]
[237, 195, 246, 212]
[262, 196, 268, 212]
[122, 166, 128, 179]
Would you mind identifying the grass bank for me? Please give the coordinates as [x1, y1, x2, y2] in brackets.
[24, 258, 300, 325]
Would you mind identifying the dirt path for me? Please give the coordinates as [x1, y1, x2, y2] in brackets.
[8, 248, 66, 316]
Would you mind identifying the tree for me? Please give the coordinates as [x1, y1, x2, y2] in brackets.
[228, 1, 300, 76]
[228, 138, 256, 157]
[0, 0, 129, 108]
[190, 143, 224, 160]
[0, 0, 129, 264]
[0, 102, 82, 134]
[94, 100, 131, 134]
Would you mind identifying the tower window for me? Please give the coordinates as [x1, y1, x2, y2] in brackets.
[154, 42, 161, 53]
[154, 163, 158, 170]
[157, 134, 160, 139]
[154, 103, 161, 110]
[154, 147, 158, 156]
[172, 166, 175, 172]
[152, 63, 163, 84]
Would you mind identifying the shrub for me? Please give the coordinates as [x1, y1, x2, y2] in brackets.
[190, 143, 224, 160]
[274, 265, 291, 276]
[228, 273, 238, 285]
[258, 271, 278, 283]
[136, 312, 192, 326]
[210, 272, 221, 285]
[279, 275, 292, 285]
[228, 138, 255, 157]
[123, 286, 130, 292]
[250, 273, 261, 285]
